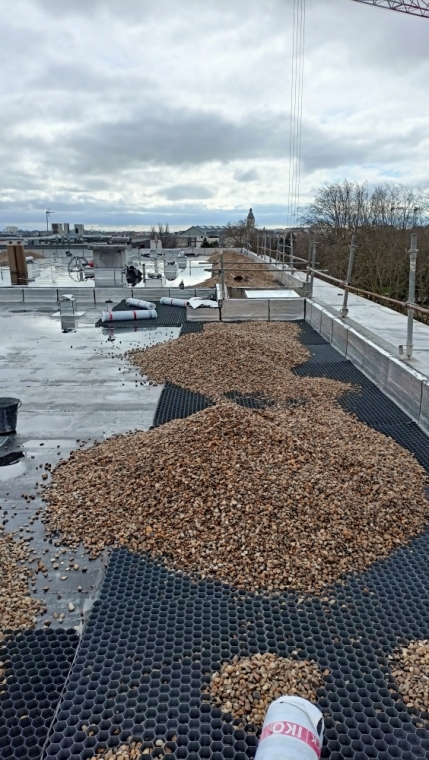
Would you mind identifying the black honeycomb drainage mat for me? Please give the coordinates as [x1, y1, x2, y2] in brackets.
[152, 382, 213, 428]
[292, 324, 429, 473]
[304, 344, 351, 365]
[179, 322, 204, 335]
[39, 318, 429, 760]
[224, 392, 274, 410]
[297, 320, 330, 345]
[43, 547, 429, 760]
[0, 628, 78, 760]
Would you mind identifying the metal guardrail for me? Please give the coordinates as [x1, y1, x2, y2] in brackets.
[308, 268, 429, 315]
[306, 234, 425, 359]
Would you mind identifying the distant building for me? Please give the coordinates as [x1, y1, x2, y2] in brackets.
[51, 223, 63, 235]
[177, 225, 223, 248]
[74, 224, 84, 236]
[247, 208, 255, 230]
[5, 226, 18, 234]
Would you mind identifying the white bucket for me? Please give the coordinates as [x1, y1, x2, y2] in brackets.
[101, 309, 157, 322]
[159, 297, 189, 307]
[126, 297, 156, 310]
[255, 696, 324, 760]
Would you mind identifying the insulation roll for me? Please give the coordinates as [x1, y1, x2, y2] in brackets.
[102, 310, 157, 322]
[159, 297, 189, 307]
[126, 297, 156, 310]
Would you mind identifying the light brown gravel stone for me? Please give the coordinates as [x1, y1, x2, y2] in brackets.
[389, 640, 429, 715]
[42, 399, 429, 595]
[210, 653, 325, 727]
[0, 527, 45, 633]
[94, 741, 143, 759]
[126, 321, 346, 405]
[195, 250, 282, 289]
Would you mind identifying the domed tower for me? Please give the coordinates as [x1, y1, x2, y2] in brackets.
[247, 207, 255, 230]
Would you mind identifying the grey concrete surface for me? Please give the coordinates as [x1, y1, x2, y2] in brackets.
[0, 306, 179, 632]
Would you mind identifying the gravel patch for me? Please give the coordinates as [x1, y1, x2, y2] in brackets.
[389, 640, 429, 716]
[209, 653, 325, 727]
[94, 740, 144, 758]
[127, 322, 347, 405]
[195, 250, 282, 289]
[0, 526, 45, 633]
[42, 400, 429, 595]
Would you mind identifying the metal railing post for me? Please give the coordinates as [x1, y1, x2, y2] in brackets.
[290, 231, 294, 273]
[282, 230, 286, 270]
[306, 234, 313, 284]
[220, 252, 225, 299]
[310, 240, 317, 297]
[406, 233, 418, 359]
[340, 235, 357, 318]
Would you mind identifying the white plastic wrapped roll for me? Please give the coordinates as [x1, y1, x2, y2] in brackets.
[159, 297, 189, 307]
[126, 297, 156, 310]
[255, 696, 324, 760]
[101, 310, 157, 322]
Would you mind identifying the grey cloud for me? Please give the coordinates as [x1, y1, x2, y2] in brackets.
[58, 109, 287, 172]
[234, 169, 260, 182]
[1, 0, 428, 228]
[0, 197, 290, 229]
[0, 102, 426, 195]
[162, 185, 214, 200]
[300, 120, 428, 173]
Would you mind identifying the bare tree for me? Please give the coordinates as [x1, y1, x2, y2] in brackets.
[222, 220, 258, 250]
[151, 223, 177, 248]
[300, 181, 429, 309]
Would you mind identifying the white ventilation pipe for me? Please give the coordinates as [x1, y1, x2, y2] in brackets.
[101, 309, 157, 322]
[160, 297, 189, 307]
[126, 297, 156, 310]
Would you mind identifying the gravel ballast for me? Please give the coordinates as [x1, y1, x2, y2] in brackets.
[0, 526, 45, 633]
[43, 400, 429, 595]
[209, 653, 325, 727]
[195, 250, 282, 289]
[127, 322, 347, 405]
[94, 741, 144, 759]
[389, 640, 429, 715]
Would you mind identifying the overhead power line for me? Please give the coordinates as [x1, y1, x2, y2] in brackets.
[285, 0, 427, 231]
[286, 0, 306, 228]
[351, 0, 429, 17]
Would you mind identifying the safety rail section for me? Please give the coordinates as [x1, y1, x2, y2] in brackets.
[221, 297, 305, 321]
[306, 300, 429, 436]
[186, 298, 305, 322]
[0, 286, 216, 305]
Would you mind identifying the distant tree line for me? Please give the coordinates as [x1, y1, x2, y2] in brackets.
[298, 181, 429, 308]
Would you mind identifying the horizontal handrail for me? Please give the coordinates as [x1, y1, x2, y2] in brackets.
[307, 267, 429, 317]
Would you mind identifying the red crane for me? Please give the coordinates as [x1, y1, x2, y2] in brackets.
[351, 0, 429, 17]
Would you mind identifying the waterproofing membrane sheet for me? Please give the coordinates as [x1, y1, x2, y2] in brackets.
[96, 301, 188, 328]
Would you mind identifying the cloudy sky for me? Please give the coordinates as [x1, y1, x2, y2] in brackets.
[1, 0, 429, 229]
